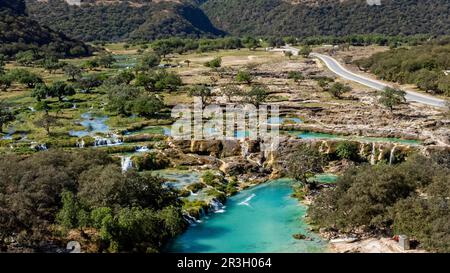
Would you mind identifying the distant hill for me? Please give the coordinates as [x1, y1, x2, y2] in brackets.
[25, 0, 450, 43]
[25, 0, 226, 42]
[200, 0, 450, 37]
[0, 0, 91, 57]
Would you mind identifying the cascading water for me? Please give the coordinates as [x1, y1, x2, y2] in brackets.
[121, 156, 133, 172]
[94, 134, 122, 147]
[389, 145, 397, 165]
[136, 146, 150, 152]
[183, 214, 198, 225]
[209, 198, 226, 214]
[370, 143, 376, 165]
[31, 143, 48, 151]
[76, 139, 85, 148]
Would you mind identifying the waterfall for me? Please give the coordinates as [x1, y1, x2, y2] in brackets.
[136, 146, 149, 152]
[76, 139, 85, 148]
[183, 213, 198, 225]
[359, 143, 365, 157]
[209, 198, 226, 213]
[94, 134, 122, 147]
[121, 156, 133, 172]
[370, 143, 376, 165]
[389, 145, 397, 165]
[31, 143, 48, 151]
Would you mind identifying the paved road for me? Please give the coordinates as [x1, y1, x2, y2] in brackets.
[311, 52, 447, 108]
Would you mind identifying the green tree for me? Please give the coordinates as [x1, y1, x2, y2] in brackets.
[63, 64, 82, 81]
[287, 144, 325, 186]
[32, 83, 49, 102]
[437, 75, 450, 96]
[34, 113, 58, 135]
[244, 85, 269, 108]
[288, 71, 305, 84]
[116, 70, 135, 85]
[132, 94, 165, 118]
[0, 73, 13, 91]
[299, 46, 312, 57]
[221, 85, 241, 102]
[379, 87, 406, 112]
[105, 84, 141, 116]
[83, 59, 99, 71]
[188, 85, 213, 107]
[0, 100, 15, 133]
[328, 82, 352, 99]
[336, 141, 359, 161]
[35, 101, 51, 114]
[235, 70, 253, 84]
[9, 69, 43, 88]
[15, 50, 36, 66]
[48, 81, 75, 101]
[135, 53, 161, 72]
[204, 57, 222, 68]
[56, 191, 80, 230]
[244, 37, 260, 51]
[96, 53, 115, 68]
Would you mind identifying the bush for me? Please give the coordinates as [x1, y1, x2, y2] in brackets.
[335, 141, 359, 161]
[132, 152, 170, 171]
[309, 154, 450, 252]
[204, 57, 222, 68]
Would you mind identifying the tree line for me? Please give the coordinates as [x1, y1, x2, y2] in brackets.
[356, 41, 450, 96]
[0, 149, 186, 253]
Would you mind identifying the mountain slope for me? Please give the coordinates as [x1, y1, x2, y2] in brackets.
[0, 0, 91, 57]
[200, 0, 450, 37]
[26, 0, 226, 42]
[25, 0, 450, 43]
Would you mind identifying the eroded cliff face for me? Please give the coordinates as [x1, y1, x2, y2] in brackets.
[161, 136, 444, 185]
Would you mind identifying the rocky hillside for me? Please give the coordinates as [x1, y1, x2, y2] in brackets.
[24, 0, 450, 42]
[0, 0, 91, 57]
[201, 0, 450, 37]
[26, 0, 225, 42]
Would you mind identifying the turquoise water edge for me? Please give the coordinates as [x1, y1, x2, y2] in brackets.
[165, 179, 326, 253]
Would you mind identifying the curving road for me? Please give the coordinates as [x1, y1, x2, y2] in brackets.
[310, 52, 447, 108]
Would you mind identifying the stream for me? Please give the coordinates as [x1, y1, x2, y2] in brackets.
[165, 179, 326, 253]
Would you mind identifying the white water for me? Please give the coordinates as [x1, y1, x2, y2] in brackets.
[389, 145, 397, 165]
[209, 198, 226, 214]
[121, 156, 133, 172]
[94, 134, 122, 147]
[31, 143, 48, 151]
[238, 193, 256, 207]
[136, 146, 150, 152]
[76, 139, 85, 148]
[370, 143, 376, 165]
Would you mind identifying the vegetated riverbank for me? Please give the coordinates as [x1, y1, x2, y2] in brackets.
[303, 150, 450, 253]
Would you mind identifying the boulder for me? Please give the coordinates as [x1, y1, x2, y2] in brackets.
[221, 140, 242, 157]
[190, 140, 223, 156]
